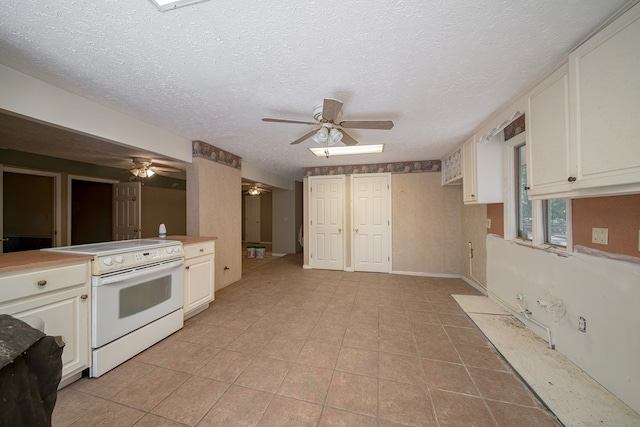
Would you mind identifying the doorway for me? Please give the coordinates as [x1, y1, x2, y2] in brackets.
[1, 167, 60, 253]
[69, 176, 116, 245]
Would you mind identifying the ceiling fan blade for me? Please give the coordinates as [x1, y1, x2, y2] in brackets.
[322, 98, 343, 122]
[339, 120, 394, 130]
[341, 130, 359, 146]
[262, 118, 318, 125]
[290, 128, 320, 145]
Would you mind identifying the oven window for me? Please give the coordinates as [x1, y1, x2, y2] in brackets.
[119, 276, 172, 318]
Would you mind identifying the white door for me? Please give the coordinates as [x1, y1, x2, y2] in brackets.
[309, 176, 344, 270]
[244, 195, 261, 242]
[113, 182, 141, 240]
[353, 174, 390, 273]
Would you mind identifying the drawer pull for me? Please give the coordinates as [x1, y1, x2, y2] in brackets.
[37, 280, 47, 287]
[80, 294, 88, 300]
[185, 266, 190, 270]
[567, 176, 577, 182]
[200, 248, 204, 252]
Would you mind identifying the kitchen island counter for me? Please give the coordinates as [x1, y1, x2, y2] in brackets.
[0, 250, 94, 274]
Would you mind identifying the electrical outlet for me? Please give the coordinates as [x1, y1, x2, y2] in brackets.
[487, 218, 492, 229]
[591, 227, 608, 245]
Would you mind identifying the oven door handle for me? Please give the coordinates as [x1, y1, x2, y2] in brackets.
[97, 259, 184, 286]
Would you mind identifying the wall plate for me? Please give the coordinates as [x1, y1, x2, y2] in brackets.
[592, 227, 608, 245]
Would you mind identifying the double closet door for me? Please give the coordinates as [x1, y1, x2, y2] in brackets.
[308, 174, 390, 272]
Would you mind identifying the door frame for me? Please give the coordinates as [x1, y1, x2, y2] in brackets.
[67, 175, 119, 245]
[308, 175, 346, 271]
[350, 173, 392, 273]
[2, 166, 62, 249]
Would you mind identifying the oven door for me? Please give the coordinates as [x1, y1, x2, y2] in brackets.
[92, 258, 184, 349]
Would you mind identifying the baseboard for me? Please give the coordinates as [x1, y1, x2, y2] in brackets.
[391, 270, 461, 279]
[344, 267, 355, 272]
[460, 275, 489, 296]
[303, 264, 312, 269]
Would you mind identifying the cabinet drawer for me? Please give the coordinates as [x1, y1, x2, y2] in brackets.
[0, 262, 89, 303]
[184, 241, 215, 259]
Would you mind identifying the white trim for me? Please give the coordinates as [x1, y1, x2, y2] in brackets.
[3, 166, 62, 247]
[302, 264, 312, 269]
[344, 267, 355, 272]
[67, 175, 119, 244]
[391, 270, 461, 278]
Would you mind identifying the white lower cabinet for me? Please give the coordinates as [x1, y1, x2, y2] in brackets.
[183, 241, 215, 318]
[0, 261, 91, 385]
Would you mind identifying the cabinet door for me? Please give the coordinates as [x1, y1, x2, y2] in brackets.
[570, 3, 640, 189]
[527, 64, 573, 197]
[462, 136, 477, 203]
[9, 289, 89, 380]
[184, 257, 214, 315]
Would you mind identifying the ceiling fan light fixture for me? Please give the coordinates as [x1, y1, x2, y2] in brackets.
[328, 129, 343, 146]
[146, 169, 155, 177]
[247, 187, 261, 196]
[312, 126, 330, 144]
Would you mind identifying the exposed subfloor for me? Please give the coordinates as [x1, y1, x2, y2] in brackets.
[452, 294, 640, 427]
[53, 255, 561, 426]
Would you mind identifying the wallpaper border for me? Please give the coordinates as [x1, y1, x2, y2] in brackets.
[192, 140, 242, 169]
[304, 160, 441, 177]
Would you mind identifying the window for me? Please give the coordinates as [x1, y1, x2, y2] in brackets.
[515, 144, 532, 240]
[505, 132, 570, 250]
[544, 199, 567, 247]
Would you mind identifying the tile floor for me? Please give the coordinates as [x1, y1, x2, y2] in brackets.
[53, 254, 561, 426]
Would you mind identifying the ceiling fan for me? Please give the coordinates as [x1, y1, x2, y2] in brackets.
[262, 98, 394, 146]
[129, 157, 181, 178]
[242, 182, 271, 196]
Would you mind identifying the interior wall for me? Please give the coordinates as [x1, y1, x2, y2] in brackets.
[187, 157, 241, 290]
[460, 203, 489, 288]
[486, 203, 504, 237]
[391, 172, 462, 275]
[487, 235, 640, 414]
[572, 194, 640, 257]
[272, 188, 297, 254]
[141, 186, 186, 239]
[260, 192, 272, 242]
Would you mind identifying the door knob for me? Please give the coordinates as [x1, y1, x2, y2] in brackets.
[338, 228, 342, 233]
[355, 229, 359, 233]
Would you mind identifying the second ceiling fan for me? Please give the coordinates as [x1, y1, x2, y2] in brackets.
[262, 98, 394, 146]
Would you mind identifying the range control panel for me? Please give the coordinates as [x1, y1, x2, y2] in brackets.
[92, 244, 184, 275]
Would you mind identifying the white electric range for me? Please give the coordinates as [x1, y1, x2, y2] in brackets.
[43, 239, 185, 377]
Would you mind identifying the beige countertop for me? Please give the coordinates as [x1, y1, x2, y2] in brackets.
[0, 250, 94, 274]
[0, 237, 216, 274]
[166, 235, 217, 245]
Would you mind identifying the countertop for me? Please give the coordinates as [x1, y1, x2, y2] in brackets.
[0, 236, 216, 274]
[0, 251, 94, 275]
[165, 235, 217, 245]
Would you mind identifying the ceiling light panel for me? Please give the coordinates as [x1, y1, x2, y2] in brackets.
[148, 0, 210, 12]
[309, 144, 384, 157]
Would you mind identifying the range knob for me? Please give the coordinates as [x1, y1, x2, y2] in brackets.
[173, 247, 180, 253]
[166, 248, 173, 254]
[103, 257, 113, 266]
[115, 255, 125, 264]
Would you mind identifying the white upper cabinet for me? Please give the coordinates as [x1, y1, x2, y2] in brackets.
[525, 3, 640, 199]
[527, 64, 572, 197]
[570, 2, 640, 193]
[462, 134, 503, 204]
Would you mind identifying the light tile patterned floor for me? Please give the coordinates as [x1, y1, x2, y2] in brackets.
[53, 254, 561, 426]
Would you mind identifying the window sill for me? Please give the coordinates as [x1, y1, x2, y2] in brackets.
[510, 239, 570, 257]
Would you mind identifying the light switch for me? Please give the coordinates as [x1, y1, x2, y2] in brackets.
[591, 227, 608, 245]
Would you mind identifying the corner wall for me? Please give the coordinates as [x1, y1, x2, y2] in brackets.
[391, 173, 462, 276]
[187, 156, 241, 290]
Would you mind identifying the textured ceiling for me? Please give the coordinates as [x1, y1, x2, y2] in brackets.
[0, 0, 631, 180]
